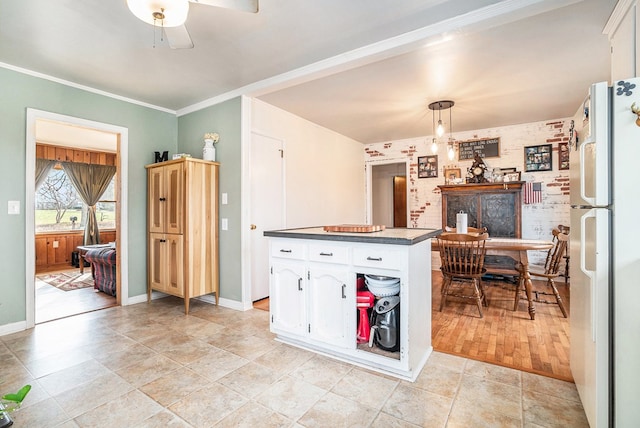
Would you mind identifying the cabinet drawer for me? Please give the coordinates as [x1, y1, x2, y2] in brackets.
[271, 241, 306, 260]
[353, 246, 403, 270]
[308, 244, 350, 265]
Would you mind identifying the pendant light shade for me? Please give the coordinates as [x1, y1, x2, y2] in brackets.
[431, 138, 438, 154]
[127, 0, 190, 27]
[429, 100, 455, 159]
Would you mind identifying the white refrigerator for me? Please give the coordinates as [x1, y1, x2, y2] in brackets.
[570, 77, 640, 427]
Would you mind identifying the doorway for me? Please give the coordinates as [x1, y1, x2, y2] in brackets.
[249, 131, 285, 304]
[25, 109, 129, 328]
[369, 161, 409, 227]
[393, 176, 407, 227]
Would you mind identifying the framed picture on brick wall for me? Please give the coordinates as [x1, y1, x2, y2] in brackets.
[524, 144, 552, 172]
[444, 168, 461, 184]
[418, 155, 438, 178]
[558, 142, 569, 170]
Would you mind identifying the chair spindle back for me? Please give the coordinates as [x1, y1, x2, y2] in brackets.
[437, 233, 489, 277]
[544, 229, 569, 275]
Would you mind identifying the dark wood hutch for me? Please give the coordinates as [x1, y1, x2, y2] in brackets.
[438, 182, 523, 238]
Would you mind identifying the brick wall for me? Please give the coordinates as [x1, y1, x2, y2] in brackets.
[365, 118, 572, 267]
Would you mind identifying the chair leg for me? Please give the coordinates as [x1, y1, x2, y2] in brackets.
[472, 279, 484, 318]
[513, 276, 522, 311]
[439, 276, 452, 312]
[478, 279, 488, 307]
[548, 278, 568, 318]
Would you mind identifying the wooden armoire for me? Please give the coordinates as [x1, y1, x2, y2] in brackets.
[146, 157, 219, 314]
[438, 182, 523, 238]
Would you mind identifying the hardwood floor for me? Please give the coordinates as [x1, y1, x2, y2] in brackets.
[431, 271, 572, 381]
[253, 297, 270, 311]
[36, 268, 116, 324]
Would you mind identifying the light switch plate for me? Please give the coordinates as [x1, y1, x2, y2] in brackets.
[8, 200, 20, 215]
[222, 193, 228, 205]
[221, 218, 228, 230]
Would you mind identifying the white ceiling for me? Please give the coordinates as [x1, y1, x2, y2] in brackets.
[0, 0, 617, 144]
[35, 120, 118, 152]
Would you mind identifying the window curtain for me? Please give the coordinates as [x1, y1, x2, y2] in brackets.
[61, 162, 116, 245]
[35, 159, 55, 190]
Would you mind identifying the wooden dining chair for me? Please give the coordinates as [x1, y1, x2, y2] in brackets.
[436, 232, 489, 318]
[444, 226, 488, 234]
[513, 228, 569, 317]
[557, 224, 570, 284]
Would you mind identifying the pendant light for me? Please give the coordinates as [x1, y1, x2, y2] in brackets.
[447, 103, 455, 161]
[428, 100, 455, 157]
[436, 118, 445, 137]
[430, 107, 438, 154]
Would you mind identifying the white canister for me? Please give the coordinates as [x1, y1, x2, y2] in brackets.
[202, 139, 216, 161]
[456, 211, 468, 234]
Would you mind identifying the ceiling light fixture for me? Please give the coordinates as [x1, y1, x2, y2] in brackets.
[430, 106, 438, 154]
[428, 100, 455, 160]
[126, 0, 190, 27]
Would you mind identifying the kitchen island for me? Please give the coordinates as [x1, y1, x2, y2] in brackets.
[264, 226, 439, 381]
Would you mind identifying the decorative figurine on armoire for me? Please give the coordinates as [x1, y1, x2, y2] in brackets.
[467, 152, 488, 183]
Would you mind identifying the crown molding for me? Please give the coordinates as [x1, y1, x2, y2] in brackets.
[603, 0, 636, 37]
[0, 62, 176, 115]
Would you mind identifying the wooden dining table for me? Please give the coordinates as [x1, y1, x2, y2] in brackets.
[432, 236, 554, 320]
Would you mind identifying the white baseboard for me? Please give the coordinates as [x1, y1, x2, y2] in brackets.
[132, 291, 251, 312]
[196, 295, 252, 311]
[127, 293, 152, 305]
[0, 320, 27, 337]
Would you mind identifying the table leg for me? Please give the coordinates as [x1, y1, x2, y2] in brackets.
[80, 253, 85, 274]
[519, 250, 536, 320]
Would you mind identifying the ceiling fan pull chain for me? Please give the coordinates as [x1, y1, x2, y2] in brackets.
[153, 16, 158, 48]
[151, 7, 166, 48]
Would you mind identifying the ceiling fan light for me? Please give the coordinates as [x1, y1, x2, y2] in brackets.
[127, 0, 190, 27]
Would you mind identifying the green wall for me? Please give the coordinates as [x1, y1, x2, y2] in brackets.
[177, 98, 243, 302]
[0, 67, 177, 326]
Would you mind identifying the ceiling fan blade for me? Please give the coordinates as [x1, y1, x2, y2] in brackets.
[164, 25, 194, 49]
[189, 0, 258, 13]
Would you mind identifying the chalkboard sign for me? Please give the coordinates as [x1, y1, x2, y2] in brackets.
[458, 137, 500, 160]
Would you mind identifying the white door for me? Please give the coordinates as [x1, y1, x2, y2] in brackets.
[569, 207, 610, 428]
[250, 132, 284, 301]
[308, 267, 353, 349]
[270, 262, 306, 336]
[569, 81, 610, 208]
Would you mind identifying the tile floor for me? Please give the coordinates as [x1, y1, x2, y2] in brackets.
[0, 296, 589, 427]
[35, 271, 116, 324]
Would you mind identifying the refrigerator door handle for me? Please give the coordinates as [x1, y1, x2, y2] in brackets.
[579, 139, 596, 206]
[580, 208, 609, 343]
[580, 209, 596, 342]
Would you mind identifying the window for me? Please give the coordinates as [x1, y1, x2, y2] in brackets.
[35, 167, 116, 233]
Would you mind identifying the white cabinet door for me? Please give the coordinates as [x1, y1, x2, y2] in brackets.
[308, 267, 353, 349]
[270, 262, 306, 337]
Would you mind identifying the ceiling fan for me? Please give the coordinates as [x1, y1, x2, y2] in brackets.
[126, 0, 259, 49]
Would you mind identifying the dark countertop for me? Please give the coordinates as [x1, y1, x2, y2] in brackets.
[264, 226, 440, 246]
